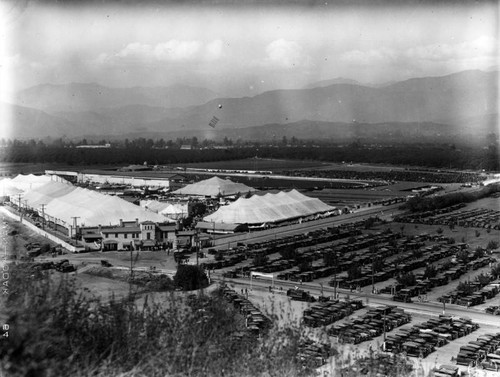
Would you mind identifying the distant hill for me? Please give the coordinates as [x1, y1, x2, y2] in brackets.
[14, 83, 218, 112]
[303, 77, 362, 89]
[7, 69, 498, 141]
[54, 104, 180, 135]
[168, 70, 497, 130]
[0, 102, 77, 139]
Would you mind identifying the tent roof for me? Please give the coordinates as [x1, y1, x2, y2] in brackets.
[18, 177, 172, 227]
[9, 174, 70, 192]
[142, 200, 187, 215]
[203, 189, 335, 225]
[23, 181, 76, 208]
[42, 187, 169, 227]
[173, 176, 256, 197]
[0, 178, 23, 196]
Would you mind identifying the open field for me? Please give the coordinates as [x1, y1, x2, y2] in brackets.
[317, 162, 410, 172]
[0, 162, 120, 177]
[179, 157, 328, 172]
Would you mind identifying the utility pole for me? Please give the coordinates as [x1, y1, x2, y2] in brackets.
[40, 204, 46, 230]
[212, 220, 216, 246]
[195, 230, 200, 267]
[18, 194, 22, 220]
[333, 251, 338, 300]
[71, 216, 80, 242]
[371, 246, 375, 294]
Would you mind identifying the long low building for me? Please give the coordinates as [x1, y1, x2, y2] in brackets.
[46, 169, 187, 189]
[81, 220, 179, 251]
[203, 189, 337, 226]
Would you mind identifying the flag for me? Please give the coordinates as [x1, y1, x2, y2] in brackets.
[209, 116, 219, 128]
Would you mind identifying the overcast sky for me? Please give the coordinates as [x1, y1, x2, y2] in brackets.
[0, 1, 498, 100]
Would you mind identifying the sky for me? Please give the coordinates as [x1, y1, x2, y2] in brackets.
[0, 0, 499, 101]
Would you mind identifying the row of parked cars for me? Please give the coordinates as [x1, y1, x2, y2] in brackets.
[397, 205, 500, 230]
[485, 305, 500, 315]
[345, 353, 414, 376]
[437, 276, 499, 307]
[395, 203, 467, 224]
[455, 332, 500, 370]
[221, 287, 271, 336]
[431, 365, 460, 377]
[392, 256, 495, 304]
[205, 223, 363, 273]
[328, 306, 411, 345]
[384, 315, 479, 359]
[297, 338, 335, 368]
[332, 235, 466, 292]
[244, 223, 363, 254]
[302, 299, 364, 328]
[30, 259, 76, 273]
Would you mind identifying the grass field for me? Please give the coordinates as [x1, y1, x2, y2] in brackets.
[0, 162, 121, 176]
[39, 249, 182, 272]
[315, 162, 410, 172]
[180, 157, 327, 171]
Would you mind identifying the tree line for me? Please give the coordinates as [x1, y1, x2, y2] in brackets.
[0, 138, 498, 171]
[404, 184, 500, 212]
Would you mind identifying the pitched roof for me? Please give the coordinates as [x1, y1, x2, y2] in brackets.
[19, 177, 173, 227]
[173, 176, 256, 197]
[203, 189, 335, 225]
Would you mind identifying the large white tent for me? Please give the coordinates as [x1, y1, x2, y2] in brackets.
[173, 176, 256, 197]
[22, 181, 77, 208]
[0, 178, 23, 197]
[203, 189, 336, 225]
[16, 177, 169, 228]
[42, 187, 167, 227]
[9, 174, 68, 192]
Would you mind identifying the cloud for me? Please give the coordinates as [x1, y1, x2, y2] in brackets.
[341, 36, 498, 67]
[263, 39, 306, 68]
[340, 47, 397, 66]
[154, 40, 202, 61]
[95, 40, 224, 65]
[205, 40, 223, 61]
[406, 36, 498, 62]
[2, 53, 22, 67]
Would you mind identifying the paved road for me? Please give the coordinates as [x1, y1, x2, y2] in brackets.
[213, 274, 500, 326]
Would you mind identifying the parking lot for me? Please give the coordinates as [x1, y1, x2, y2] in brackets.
[228, 282, 500, 376]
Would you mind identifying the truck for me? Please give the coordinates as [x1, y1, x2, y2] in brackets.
[287, 288, 316, 302]
[393, 293, 413, 303]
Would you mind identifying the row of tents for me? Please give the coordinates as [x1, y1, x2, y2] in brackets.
[1, 175, 169, 228]
[2, 173, 337, 230]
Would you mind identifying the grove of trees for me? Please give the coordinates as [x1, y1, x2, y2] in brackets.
[1, 137, 498, 171]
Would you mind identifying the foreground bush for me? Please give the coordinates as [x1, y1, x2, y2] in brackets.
[0, 264, 417, 377]
[174, 264, 209, 291]
[0, 265, 311, 377]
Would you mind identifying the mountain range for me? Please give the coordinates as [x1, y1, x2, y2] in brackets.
[3, 69, 498, 142]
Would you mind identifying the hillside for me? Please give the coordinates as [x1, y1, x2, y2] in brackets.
[0, 102, 76, 139]
[170, 70, 497, 130]
[15, 83, 218, 112]
[7, 70, 498, 140]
